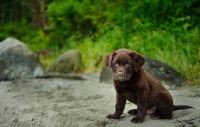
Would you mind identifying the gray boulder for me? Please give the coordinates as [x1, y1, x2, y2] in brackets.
[100, 56, 184, 87]
[0, 37, 45, 81]
[99, 65, 113, 83]
[49, 50, 83, 73]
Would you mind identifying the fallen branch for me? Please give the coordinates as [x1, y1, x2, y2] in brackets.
[35, 73, 84, 80]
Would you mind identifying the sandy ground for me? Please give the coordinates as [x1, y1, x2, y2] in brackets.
[0, 72, 200, 127]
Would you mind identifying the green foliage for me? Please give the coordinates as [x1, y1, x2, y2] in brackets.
[46, 0, 97, 48]
[0, 0, 200, 85]
[74, 28, 200, 85]
[45, 0, 200, 51]
[0, 20, 49, 51]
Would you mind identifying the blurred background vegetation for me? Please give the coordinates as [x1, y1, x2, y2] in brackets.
[0, 0, 199, 85]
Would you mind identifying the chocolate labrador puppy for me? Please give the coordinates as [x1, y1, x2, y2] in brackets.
[105, 48, 192, 123]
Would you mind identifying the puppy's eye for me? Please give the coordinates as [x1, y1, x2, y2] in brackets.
[114, 62, 119, 67]
[125, 63, 130, 67]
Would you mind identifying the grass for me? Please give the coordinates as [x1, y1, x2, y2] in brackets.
[135, 29, 200, 85]
[27, 28, 199, 86]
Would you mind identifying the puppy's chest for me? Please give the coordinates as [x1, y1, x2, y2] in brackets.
[122, 89, 137, 104]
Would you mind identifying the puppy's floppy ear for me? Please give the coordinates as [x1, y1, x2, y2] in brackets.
[104, 51, 116, 69]
[130, 51, 145, 72]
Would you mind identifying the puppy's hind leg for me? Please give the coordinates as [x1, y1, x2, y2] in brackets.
[128, 109, 137, 115]
[147, 106, 156, 115]
[150, 91, 173, 119]
[128, 107, 156, 116]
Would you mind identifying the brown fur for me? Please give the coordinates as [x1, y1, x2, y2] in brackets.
[105, 48, 192, 123]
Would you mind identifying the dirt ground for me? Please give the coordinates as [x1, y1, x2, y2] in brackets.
[0, 72, 200, 127]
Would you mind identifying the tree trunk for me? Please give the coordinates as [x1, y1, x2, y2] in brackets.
[39, 0, 48, 27]
[30, 0, 47, 29]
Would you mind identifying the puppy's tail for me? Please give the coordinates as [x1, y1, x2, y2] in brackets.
[173, 105, 193, 111]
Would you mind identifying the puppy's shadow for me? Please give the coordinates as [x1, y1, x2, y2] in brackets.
[172, 109, 194, 119]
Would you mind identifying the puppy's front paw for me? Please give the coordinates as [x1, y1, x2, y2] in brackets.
[131, 116, 144, 123]
[106, 114, 120, 119]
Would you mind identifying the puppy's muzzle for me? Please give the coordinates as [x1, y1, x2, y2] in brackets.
[117, 72, 125, 81]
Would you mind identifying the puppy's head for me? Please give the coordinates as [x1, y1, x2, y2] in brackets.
[104, 49, 145, 82]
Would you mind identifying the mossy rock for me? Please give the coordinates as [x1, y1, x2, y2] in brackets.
[49, 50, 83, 73]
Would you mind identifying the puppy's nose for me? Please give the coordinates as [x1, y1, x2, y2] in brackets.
[118, 72, 125, 76]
